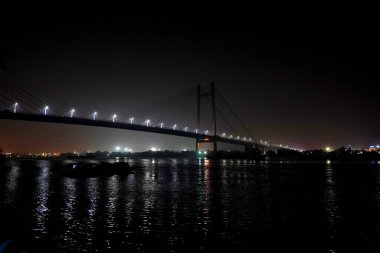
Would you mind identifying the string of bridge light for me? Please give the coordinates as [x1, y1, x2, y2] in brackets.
[9, 102, 272, 145]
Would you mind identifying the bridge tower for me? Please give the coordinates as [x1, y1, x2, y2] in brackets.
[196, 82, 218, 153]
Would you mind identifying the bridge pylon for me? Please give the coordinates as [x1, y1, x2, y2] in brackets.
[196, 82, 217, 153]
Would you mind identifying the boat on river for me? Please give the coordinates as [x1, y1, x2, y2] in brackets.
[62, 161, 133, 178]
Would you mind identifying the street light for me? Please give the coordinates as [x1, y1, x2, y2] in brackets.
[70, 109, 75, 118]
[112, 114, 117, 123]
[145, 119, 151, 127]
[129, 117, 134, 124]
[13, 102, 18, 113]
[44, 106, 49, 115]
[93, 112, 97, 120]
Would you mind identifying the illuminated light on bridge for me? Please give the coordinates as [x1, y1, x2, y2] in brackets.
[160, 122, 164, 128]
[249, 138, 252, 142]
[229, 135, 233, 139]
[92, 112, 97, 120]
[13, 102, 18, 113]
[129, 117, 135, 124]
[237, 136, 240, 140]
[145, 119, 151, 127]
[44, 106, 49, 115]
[222, 133, 226, 137]
[243, 137, 246, 141]
[205, 130, 209, 135]
[184, 127, 188, 132]
[173, 124, 177, 130]
[70, 109, 75, 118]
[195, 129, 198, 134]
[112, 114, 117, 123]
[115, 146, 121, 151]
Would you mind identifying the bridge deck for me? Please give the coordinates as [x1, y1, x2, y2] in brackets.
[0, 111, 270, 148]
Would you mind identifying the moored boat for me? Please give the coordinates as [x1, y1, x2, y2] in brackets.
[62, 161, 132, 178]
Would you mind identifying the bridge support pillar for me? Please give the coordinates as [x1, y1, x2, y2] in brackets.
[196, 140, 200, 153]
[197, 82, 218, 154]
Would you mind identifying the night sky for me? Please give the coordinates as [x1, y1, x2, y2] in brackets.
[0, 17, 379, 153]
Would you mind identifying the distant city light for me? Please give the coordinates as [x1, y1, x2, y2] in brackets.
[145, 119, 151, 127]
[112, 114, 117, 123]
[13, 102, 18, 113]
[115, 146, 121, 151]
[205, 130, 209, 135]
[160, 122, 164, 128]
[93, 112, 97, 120]
[173, 124, 177, 130]
[198, 151, 202, 155]
[325, 147, 331, 152]
[44, 106, 49, 115]
[70, 109, 75, 117]
[195, 129, 198, 134]
[151, 147, 157, 152]
[222, 133, 226, 137]
[203, 151, 207, 155]
[326, 160, 331, 164]
[184, 127, 188, 132]
[124, 147, 129, 151]
[129, 117, 135, 124]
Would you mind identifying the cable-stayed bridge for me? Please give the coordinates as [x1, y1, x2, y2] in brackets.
[0, 69, 279, 152]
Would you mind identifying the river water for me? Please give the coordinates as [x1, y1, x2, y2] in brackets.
[1, 158, 379, 252]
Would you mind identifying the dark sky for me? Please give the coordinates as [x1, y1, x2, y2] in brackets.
[0, 17, 379, 153]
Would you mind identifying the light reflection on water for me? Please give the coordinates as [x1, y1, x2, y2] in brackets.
[0, 159, 379, 252]
[324, 163, 340, 240]
[32, 166, 50, 239]
[61, 177, 78, 249]
[84, 177, 99, 246]
[4, 166, 20, 204]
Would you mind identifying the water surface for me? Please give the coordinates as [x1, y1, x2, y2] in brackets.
[1, 158, 379, 252]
